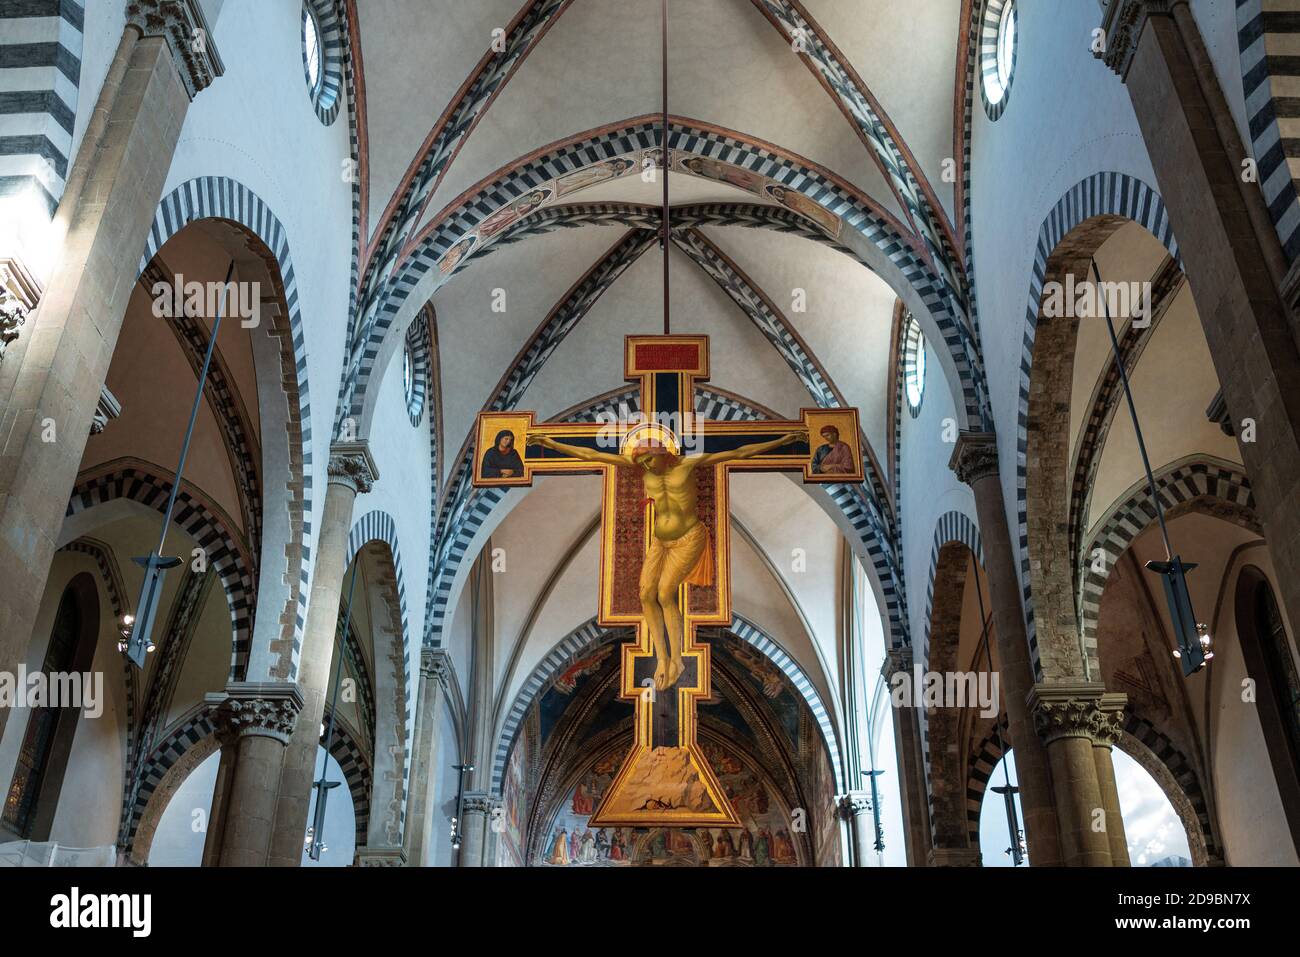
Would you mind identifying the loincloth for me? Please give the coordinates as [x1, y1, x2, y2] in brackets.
[655, 520, 714, 588]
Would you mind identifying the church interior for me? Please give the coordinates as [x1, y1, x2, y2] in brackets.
[0, 0, 1298, 875]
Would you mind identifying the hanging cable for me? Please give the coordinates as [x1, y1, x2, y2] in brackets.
[661, 0, 671, 335]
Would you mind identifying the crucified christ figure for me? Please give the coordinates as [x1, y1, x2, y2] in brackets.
[528, 428, 807, 691]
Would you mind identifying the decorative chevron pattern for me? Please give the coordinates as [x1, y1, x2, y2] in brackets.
[303, 0, 344, 126]
[752, 0, 967, 304]
[347, 509, 412, 833]
[1016, 172, 1177, 679]
[1076, 459, 1256, 676]
[67, 466, 255, 679]
[337, 119, 989, 434]
[141, 176, 315, 679]
[1237, 0, 1300, 262]
[0, 0, 83, 213]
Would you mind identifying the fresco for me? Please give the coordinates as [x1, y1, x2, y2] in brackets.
[536, 737, 805, 867]
[495, 732, 528, 867]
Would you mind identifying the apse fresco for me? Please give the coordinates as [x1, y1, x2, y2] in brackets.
[495, 732, 528, 867]
[537, 738, 805, 866]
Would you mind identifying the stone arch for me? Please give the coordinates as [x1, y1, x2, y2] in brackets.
[965, 717, 1011, 847]
[1017, 171, 1178, 682]
[141, 176, 315, 681]
[1079, 457, 1256, 675]
[339, 117, 988, 440]
[321, 709, 372, 851]
[921, 511, 985, 853]
[121, 707, 218, 859]
[65, 462, 255, 679]
[346, 511, 413, 840]
[1120, 713, 1220, 865]
[489, 614, 844, 796]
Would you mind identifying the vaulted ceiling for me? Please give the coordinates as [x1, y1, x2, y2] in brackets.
[350, 0, 968, 478]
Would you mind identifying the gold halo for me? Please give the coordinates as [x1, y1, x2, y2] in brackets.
[620, 422, 681, 457]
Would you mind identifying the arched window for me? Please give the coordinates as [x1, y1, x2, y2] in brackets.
[3, 574, 99, 840]
[1236, 567, 1300, 849]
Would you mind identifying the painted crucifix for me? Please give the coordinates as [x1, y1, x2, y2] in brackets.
[473, 335, 863, 827]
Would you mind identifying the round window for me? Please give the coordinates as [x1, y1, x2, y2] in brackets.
[980, 0, 1017, 119]
[902, 313, 926, 417]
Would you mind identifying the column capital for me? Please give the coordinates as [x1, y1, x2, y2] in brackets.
[1096, 0, 1185, 79]
[420, 647, 452, 686]
[327, 440, 379, 494]
[355, 847, 407, 867]
[838, 790, 874, 817]
[0, 258, 40, 364]
[881, 644, 913, 681]
[948, 431, 1000, 486]
[126, 0, 225, 99]
[1028, 682, 1127, 747]
[461, 792, 498, 816]
[205, 681, 304, 745]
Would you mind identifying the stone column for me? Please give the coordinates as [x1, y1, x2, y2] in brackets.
[1098, 0, 1300, 650]
[0, 0, 222, 743]
[266, 442, 378, 866]
[202, 682, 303, 867]
[458, 792, 497, 867]
[1092, 700, 1131, 866]
[405, 648, 451, 866]
[1029, 683, 1127, 867]
[838, 791, 878, 866]
[950, 433, 1062, 866]
[882, 647, 931, 866]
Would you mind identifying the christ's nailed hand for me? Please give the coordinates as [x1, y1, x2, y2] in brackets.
[526, 434, 546, 447]
[783, 431, 809, 446]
